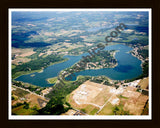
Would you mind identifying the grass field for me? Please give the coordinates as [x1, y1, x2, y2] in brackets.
[82, 105, 99, 115]
[12, 105, 38, 115]
[12, 64, 16, 69]
[47, 77, 58, 84]
[98, 102, 114, 115]
[12, 88, 30, 97]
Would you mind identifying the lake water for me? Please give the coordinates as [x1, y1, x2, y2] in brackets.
[15, 44, 142, 87]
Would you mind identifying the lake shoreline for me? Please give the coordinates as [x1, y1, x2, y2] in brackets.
[13, 58, 68, 80]
[14, 44, 143, 87]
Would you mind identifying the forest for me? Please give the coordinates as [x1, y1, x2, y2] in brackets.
[12, 54, 66, 76]
[38, 76, 91, 115]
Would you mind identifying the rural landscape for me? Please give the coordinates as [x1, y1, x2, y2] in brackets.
[10, 10, 150, 117]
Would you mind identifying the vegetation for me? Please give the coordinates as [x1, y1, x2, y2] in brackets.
[119, 95, 128, 99]
[12, 102, 24, 109]
[38, 96, 67, 115]
[90, 77, 103, 84]
[11, 11, 149, 116]
[103, 79, 112, 86]
[82, 105, 99, 115]
[125, 60, 149, 82]
[113, 105, 130, 115]
[12, 103, 38, 115]
[47, 77, 58, 84]
[80, 109, 86, 113]
[38, 76, 91, 115]
[137, 49, 148, 59]
[68, 46, 92, 55]
[12, 88, 30, 97]
[141, 100, 149, 115]
[142, 90, 149, 96]
[90, 108, 99, 115]
[23, 102, 29, 109]
[126, 38, 148, 46]
[46, 76, 91, 99]
[12, 81, 46, 94]
[98, 102, 114, 115]
[90, 50, 116, 65]
[12, 54, 66, 77]
[12, 96, 15, 100]
[90, 76, 113, 85]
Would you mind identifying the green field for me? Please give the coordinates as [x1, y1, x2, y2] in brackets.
[12, 105, 38, 115]
[47, 77, 58, 84]
[98, 102, 114, 115]
[82, 105, 99, 115]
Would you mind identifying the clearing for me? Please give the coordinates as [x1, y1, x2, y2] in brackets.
[67, 80, 149, 115]
[12, 86, 48, 109]
[138, 77, 149, 89]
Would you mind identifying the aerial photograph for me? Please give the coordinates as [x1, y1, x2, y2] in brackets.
[9, 9, 151, 119]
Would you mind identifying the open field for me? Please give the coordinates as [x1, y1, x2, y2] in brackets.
[82, 104, 99, 115]
[61, 109, 77, 115]
[25, 93, 48, 108]
[12, 57, 31, 65]
[12, 86, 48, 109]
[67, 80, 149, 115]
[48, 42, 84, 53]
[12, 48, 35, 55]
[141, 100, 149, 115]
[12, 105, 38, 115]
[47, 77, 58, 84]
[120, 86, 149, 115]
[138, 77, 149, 89]
[12, 88, 30, 98]
[98, 102, 114, 115]
[19, 51, 36, 57]
[67, 80, 117, 115]
[12, 48, 36, 65]
[123, 94, 148, 115]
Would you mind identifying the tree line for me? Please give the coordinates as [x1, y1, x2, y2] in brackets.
[12, 54, 65, 75]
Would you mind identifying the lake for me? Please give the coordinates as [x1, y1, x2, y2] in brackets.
[15, 44, 142, 87]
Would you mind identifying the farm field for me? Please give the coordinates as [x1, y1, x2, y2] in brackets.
[12, 86, 49, 112]
[138, 77, 149, 89]
[12, 48, 36, 65]
[12, 105, 38, 115]
[67, 80, 149, 115]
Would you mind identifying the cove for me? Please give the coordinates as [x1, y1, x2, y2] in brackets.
[15, 44, 142, 87]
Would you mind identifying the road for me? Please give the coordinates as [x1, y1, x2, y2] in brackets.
[73, 92, 115, 115]
[12, 85, 49, 101]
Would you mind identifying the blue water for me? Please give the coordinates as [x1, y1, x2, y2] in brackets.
[15, 44, 142, 87]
